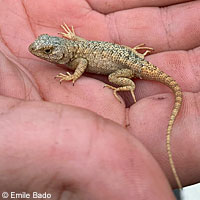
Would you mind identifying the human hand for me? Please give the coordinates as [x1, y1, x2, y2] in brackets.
[0, 0, 200, 199]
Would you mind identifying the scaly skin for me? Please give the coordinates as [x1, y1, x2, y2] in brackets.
[29, 24, 183, 189]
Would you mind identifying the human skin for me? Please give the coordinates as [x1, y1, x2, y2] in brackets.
[0, 0, 200, 199]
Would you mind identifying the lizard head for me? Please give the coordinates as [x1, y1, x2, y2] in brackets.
[29, 34, 71, 64]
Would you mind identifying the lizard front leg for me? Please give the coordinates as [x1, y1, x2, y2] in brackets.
[59, 23, 87, 41]
[55, 58, 88, 85]
[104, 69, 136, 103]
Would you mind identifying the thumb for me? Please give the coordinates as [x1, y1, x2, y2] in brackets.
[0, 96, 175, 200]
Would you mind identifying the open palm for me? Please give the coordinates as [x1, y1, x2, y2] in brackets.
[0, 0, 200, 199]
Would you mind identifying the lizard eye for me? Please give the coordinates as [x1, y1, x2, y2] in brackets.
[44, 48, 52, 54]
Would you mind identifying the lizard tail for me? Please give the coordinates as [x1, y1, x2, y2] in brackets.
[164, 77, 183, 190]
[165, 78, 183, 189]
[141, 65, 183, 189]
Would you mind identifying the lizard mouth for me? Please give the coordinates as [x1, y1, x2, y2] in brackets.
[28, 43, 36, 53]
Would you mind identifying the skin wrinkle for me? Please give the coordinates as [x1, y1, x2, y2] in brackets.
[113, 14, 123, 45]
[0, 32, 14, 56]
[6, 100, 24, 114]
[84, 0, 93, 10]
[105, 13, 121, 44]
[79, 7, 95, 23]
[78, 114, 100, 159]
[20, 72, 32, 100]
[53, 105, 65, 149]
[125, 107, 130, 127]
[42, 172, 60, 193]
[14, 64, 32, 100]
[0, 99, 19, 115]
[194, 93, 200, 119]
[159, 7, 172, 49]
[187, 48, 200, 89]
[21, 0, 36, 39]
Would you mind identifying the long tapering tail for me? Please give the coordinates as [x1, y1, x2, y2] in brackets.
[140, 64, 183, 189]
[166, 79, 183, 189]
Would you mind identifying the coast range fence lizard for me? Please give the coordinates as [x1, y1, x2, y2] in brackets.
[29, 23, 183, 190]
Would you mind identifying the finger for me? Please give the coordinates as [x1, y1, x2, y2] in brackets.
[0, 96, 175, 200]
[106, 1, 200, 52]
[88, 0, 192, 13]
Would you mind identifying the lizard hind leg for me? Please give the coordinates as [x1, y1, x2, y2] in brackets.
[123, 44, 153, 59]
[133, 44, 154, 59]
[104, 69, 136, 103]
[133, 43, 154, 51]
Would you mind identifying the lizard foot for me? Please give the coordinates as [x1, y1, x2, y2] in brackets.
[133, 44, 153, 58]
[104, 84, 137, 103]
[55, 72, 77, 85]
[133, 43, 154, 51]
[59, 23, 76, 40]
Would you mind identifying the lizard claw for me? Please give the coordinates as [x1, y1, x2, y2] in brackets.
[66, 72, 71, 76]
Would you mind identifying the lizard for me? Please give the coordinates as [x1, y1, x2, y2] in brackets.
[28, 23, 183, 190]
